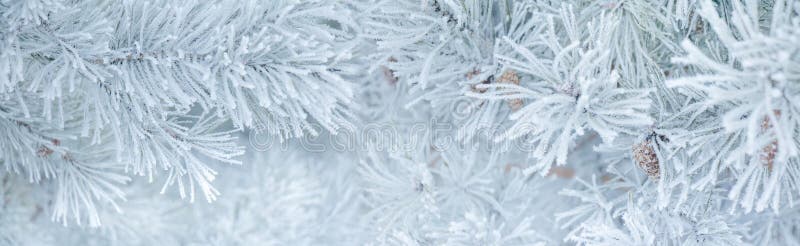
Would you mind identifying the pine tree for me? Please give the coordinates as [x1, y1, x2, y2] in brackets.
[1, 0, 800, 245]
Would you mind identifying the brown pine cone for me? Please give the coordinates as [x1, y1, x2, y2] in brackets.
[633, 140, 659, 180]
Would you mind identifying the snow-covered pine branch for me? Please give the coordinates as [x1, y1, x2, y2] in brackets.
[0, 0, 358, 227]
[469, 4, 653, 175]
[669, 0, 800, 213]
[2, 0, 800, 245]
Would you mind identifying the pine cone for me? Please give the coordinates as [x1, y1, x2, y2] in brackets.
[633, 140, 659, 180]
[760, 110, 781, 172]
[380, 57, 398, 85]
[761, 141, 777, 172]
[546, 166, 575, 179]
[36, 139, 60, 158]
[36, 146, 54, 157]
[497, 69, 523, 111]
[467, 69, 488, 93]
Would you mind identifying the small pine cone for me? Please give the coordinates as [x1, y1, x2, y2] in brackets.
[760, 110, 781, 172]
[467, 69, 488, 93]
[37, 146, 53, 157]
[497, 69, 523, 111]
[762, 141, 777, 172]
[380, 57, 398, 85]
[507, 98, 523, 111]
[633, 140, 659, 180]
[37, 139, 61, 158]
[546, 166, 575, 179]
[600, 174, 614, 183]
[694, 18, 705, 34]
[381, 66, 398, 85]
